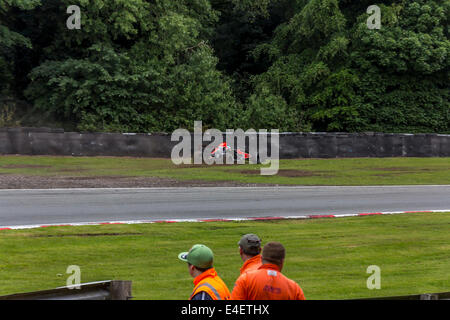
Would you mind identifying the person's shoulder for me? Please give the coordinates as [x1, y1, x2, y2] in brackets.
[237, 268, 261, 284]
[276, 272, 298, 286]
[285, 276, 304, 292]
[191, 291, 213, 300]
[235, 269, 250, 283]
[246, 267, 265, 277]
[246, 260, 262, 273]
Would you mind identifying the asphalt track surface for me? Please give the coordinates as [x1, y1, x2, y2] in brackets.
[0, 186, 449, 227]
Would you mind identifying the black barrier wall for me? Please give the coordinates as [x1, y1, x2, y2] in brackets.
[0, 127, 449, 158]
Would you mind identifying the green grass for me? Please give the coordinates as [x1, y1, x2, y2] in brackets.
[0, 212, 449, 299]
[0, 155, 449, 185]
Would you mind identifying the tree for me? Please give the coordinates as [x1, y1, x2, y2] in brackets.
[24, 0, 241, 132]
[2, 0, 449, 133]
[247, 0, 449, 133]
[0, 0, 40, 95]
[248, 0, 350, 131]
[349, 0, 450, 132]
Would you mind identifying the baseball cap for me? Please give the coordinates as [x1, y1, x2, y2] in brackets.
[178, 244, 214, 269]
[238, 234, 261, 255]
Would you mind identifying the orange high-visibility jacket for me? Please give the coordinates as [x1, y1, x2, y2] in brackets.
[240, 254, 262, 275]
[189, 268, 231, 300]
[231, 264, 305, 300]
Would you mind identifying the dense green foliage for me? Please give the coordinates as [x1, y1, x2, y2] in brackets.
[0, 0, 39, 95]
[247, 0, 449, 132]
[0, 0, 449, 132]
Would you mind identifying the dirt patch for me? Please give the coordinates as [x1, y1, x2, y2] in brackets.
[0, 164, 52, 169]
[372, 167, 444, 172]
[0, 174, 277, 189]
[56, 168, 88, 173]
[31, 233, 143, 238]
[178, 163, 238, 169]
[371, 167, 446, 176]
[240, 169, 321, 177]
[63, 176, 133, 180]
[373, 167, 415, 171]
[278, 170, 322, 177]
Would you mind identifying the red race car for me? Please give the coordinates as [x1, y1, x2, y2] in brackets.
[210, 142, 251, 163]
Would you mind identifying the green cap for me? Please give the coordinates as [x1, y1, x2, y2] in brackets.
[178, 244, 214, 269]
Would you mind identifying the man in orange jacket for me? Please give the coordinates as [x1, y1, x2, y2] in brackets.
[238, 234, 262, 275]
[178, 244, 231, 300]
[231, 242, 305, 300]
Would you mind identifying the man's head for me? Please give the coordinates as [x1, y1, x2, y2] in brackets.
[178, 244, 214, 278]
[238, 234, 262, 262]
[261, 242, 285, 270]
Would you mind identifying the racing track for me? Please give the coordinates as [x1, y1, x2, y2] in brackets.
[0, 185, 449, 228]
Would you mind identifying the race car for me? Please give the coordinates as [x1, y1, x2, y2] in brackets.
[210, 142, 251, 163]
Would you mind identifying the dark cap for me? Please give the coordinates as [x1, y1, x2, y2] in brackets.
[262, 242, 285, 265]
[238, 234, 261, 255]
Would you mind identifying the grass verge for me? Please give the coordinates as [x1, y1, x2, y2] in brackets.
[0, 155, 449, 185]
[0, 212, 449, 299]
